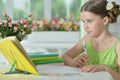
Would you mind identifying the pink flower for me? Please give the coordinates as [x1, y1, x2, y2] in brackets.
[52, 18, 58, 24]
[0, 19, 3, 25]
[64, 26, 71, 31]
[23, 19, 28, 24]
[0, 12, 39, 41]
[20, 20, 23, 24]
[4, 22, 7, 27]
[22, 31, 26, 35]
[31, 28, 35, 32]
[2, 11, 7, 16]
[15, 22, 19, 25]
[8, 23, 12, 27]
[14, 26, 18, 31]
[7, 17, 12, 22]
[21, 19, 28, 24]
[23, 24, 28, 28]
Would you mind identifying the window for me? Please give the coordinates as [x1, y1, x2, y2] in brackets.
[0, 0, 81, 20]
[13, 0, 30, 20]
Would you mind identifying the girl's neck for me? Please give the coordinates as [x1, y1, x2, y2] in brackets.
[93, 30, 112, 41]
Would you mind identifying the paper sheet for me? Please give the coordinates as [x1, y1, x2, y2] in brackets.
[37, 65, 82, 76]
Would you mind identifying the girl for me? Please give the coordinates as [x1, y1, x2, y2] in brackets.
[62, 0, 120, 80]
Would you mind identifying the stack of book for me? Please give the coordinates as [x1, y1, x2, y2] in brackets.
[28, 52, 64, 64]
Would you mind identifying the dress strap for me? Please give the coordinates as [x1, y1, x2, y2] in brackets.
[114, 38, 120, 47]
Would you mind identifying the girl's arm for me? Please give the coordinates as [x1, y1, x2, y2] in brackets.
[104, 41, 120, 80]
[104, 66, 120, 80]
[81, 41, 120, 80]
[62, 34, 90, 67]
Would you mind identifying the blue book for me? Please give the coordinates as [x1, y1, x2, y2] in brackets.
[28, 52, 59, 58]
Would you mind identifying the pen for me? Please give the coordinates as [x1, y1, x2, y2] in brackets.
[82, 41, 87, 55]
[3, 71, 30, 74]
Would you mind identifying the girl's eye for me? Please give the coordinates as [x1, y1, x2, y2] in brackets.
[86, 20, 93, 23]
[80, 19, 93, 23]
[81, 20, 85, 23]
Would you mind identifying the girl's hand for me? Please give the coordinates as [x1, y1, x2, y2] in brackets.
[80, 64, 106, 72]
[73, 54, 88, 67]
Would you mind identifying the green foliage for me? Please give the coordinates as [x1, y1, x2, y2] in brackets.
[71, 0, 81, 19]
[51, 0, 66, 18]
[13, 8, 25, 20]
[30, 0, 81, 19]
[30, 0, 44, 20]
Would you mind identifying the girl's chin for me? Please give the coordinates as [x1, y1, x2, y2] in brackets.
[86, 32, 92, 35]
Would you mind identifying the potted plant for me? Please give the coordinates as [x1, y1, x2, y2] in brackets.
[0, 12, 39, 41]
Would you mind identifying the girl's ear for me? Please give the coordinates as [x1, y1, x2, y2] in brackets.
[103, 16, 109, 25]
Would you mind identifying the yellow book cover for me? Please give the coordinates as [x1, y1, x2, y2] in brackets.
[0, 36, 39, 75]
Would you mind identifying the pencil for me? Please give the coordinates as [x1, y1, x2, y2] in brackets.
[82, 41, 87, 54]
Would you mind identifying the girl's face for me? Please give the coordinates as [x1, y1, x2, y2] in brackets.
[80, 11, 107, 37]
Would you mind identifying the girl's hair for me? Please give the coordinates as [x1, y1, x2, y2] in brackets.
[80, 0, 120, 23]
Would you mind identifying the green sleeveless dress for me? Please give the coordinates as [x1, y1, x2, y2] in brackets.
[86, 38, 119, 72]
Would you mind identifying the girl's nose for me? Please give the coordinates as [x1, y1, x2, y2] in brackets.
[83, 23, 88, 30]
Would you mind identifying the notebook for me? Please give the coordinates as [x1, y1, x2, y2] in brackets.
[0, 36, 39, 75]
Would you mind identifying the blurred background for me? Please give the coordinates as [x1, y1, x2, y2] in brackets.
[0, 0, 120, 53]
[0, 0, 82, 20]
[0, 0, 119, 35]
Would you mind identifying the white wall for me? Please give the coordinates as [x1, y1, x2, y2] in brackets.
[106, 0, 120, 38]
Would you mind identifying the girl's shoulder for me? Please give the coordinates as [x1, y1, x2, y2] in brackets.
[116, 38, 120, 66]
[116, 37, 120, 55]
[115, 36, 120, 43]
[117, 38, 120, 46]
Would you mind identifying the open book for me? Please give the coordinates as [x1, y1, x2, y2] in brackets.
[0, 36, 39, 75]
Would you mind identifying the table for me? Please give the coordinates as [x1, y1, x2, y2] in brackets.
[0, 63, 113, 80]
